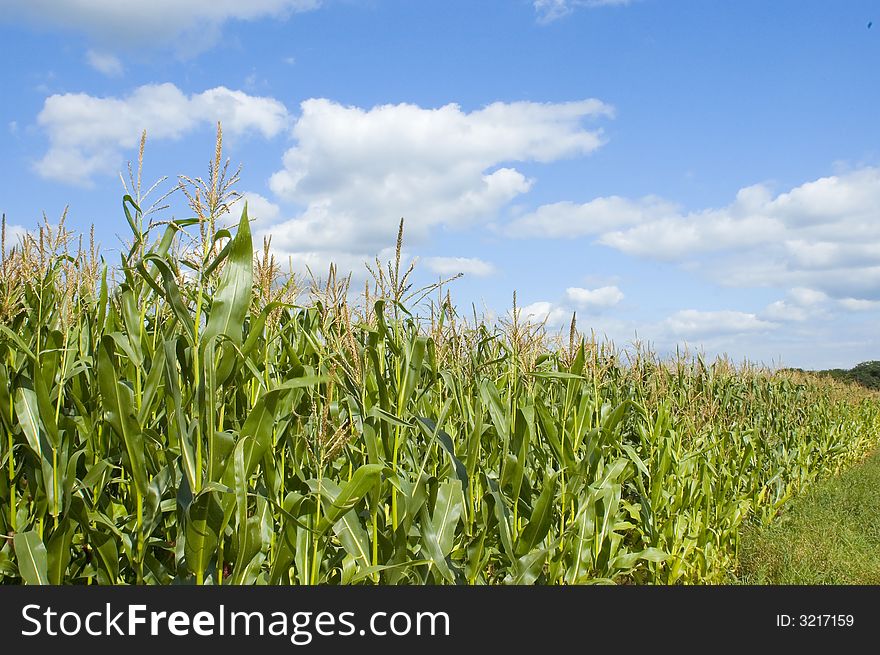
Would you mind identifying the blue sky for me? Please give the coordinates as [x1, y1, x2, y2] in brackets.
[1, 0, 878, 368]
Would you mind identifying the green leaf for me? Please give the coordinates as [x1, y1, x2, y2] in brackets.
[368, 405, 410, 429]
[431, 479, 464, 556]
[122, 195, 143, 251]
[89, 531, 119, 584]
[13, 531, 49, 585]
[47, 520, 76, 585]
[202, 204, 253, 349]
[349, 560, 432, 584]
[516, 470, 560, 557]
[143, 466, 174, 539]
[399, 336, 427, 410]
[241, 301, 286, 357]
[138, 349, 166, 426]
[416, 416, 469, 494]
[0, 325, 36, 361]
[14, 387, 59, 513]
[609, 548, 670, 571]
[504, 548, 549, 585]
[314, 464, 384, 535]
[419, 479, 464, 583]
[97, 336, 148, 497]
[141, 256, 195, 346]
[32, 361, 60, 449]
[202, 229, 234, 279]
[231, 436, 250, 571]
[15, 386, 44, 460]
[221, 387, 288, 487]
[184, 490, 224, 579]
[486, 477, 515, 561]
[480, 379, 509, 438]
[333, 510, 372, 570]
[120, 290, 144, 366]
[565, 495, 598, 583]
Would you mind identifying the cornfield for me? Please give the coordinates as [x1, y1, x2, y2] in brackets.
[1, 144, 878, 586]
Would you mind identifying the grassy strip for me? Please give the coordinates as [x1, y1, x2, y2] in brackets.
[736, 450, 880, 584]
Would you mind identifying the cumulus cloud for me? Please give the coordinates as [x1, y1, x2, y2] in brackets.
[839, 298, 880, 312]
[239, 192, 282, 226]
[782, 240, 880, 271]
[600, 212, 783, 259]
[508, 168, 880, 303]
[284, 248, 397, 282]
[534, 0, 634, 23]
[0, 0, 320, 53]
[217, 192, 281, 230]
[508, 184, 786, 257]
[424, 257, 496, 277]
[263, 97, 611, 268]
[761, 301, 810, 323]
[2, 221, 27, 253]
[509, 283, 624, 335]
[565, 285, 623, 308]
[85, 50, 123, 76]
[505, 196, 676, 239]
[757, 287, 831, 323]
[788, 287, 828, 306]
[35, 83, 289, 185]
[662, 310, 778, 339]
[519, 301, 572, 328]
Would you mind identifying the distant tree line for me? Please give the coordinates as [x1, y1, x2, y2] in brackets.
[787, 361, 880, 391]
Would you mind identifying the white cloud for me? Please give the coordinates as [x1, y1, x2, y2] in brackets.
[761, 301, 809, 323]
[534, 0, 575, 22]
[565, 285, 623, 308]
[788, 287, 828, 306]
[0, 0, 320, 53]
[518, 301, 572, 328]
[505, 196, 676, 239]
[509, 184, 785, 257]
[599, 211, 783, 259]
[509, 168, 880, 302]
[424, 256, 496, 277]
[218, 191, 281, 230]
[35, 83, 289, 185]
[534, 0, 633, 23]
[782, 239, 880, 270]
[265, 246, 403, 284]
[239, 192, 281, 225]
[760, 287, 831, 323]
[839, 298, 880, 312]
[662, 310, 778, 339]
[511, 285, 624, 334]
[264, 97, 612, 266]
[85, 49, 123, 76]
[2, 221, 27, 253]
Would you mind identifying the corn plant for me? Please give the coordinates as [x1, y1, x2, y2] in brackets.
[0, 163, 878, 586]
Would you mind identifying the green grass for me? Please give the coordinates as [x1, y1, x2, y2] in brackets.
[736, 450, 880, 584]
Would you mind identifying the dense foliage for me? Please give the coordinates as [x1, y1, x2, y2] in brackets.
[808, 361, 880, 391]
[1, 168, 877, 585]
